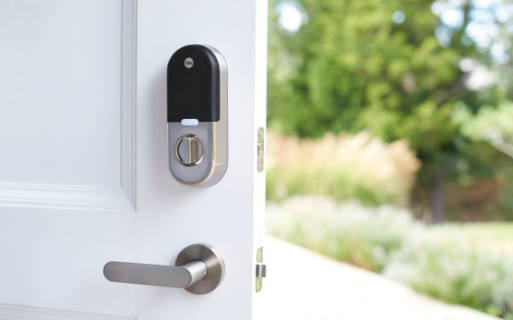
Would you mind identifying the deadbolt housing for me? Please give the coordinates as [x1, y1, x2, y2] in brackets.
[167, 45, 228, 187]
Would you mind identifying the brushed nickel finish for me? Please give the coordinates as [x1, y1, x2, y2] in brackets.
[104, 260, 207, 288]
[175, 134, 205, 166]
[176, 243, 225, 295]
[103, 244, 224, 295]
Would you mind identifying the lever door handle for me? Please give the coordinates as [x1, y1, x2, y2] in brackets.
[103, 243, 225, 295]
[104, 260, 207, 288]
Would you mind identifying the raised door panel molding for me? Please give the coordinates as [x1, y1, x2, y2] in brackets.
[0, 0, 136, 212]
[120, 0, 137, 208]
[0, 182, 134, 212]
[0, 303, 136, 320]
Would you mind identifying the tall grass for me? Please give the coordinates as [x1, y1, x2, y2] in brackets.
[267, 196, 513, 319]
[266, 131, 420, 206]
[384, 230, 513, 318]
[267, 196, 414, 271]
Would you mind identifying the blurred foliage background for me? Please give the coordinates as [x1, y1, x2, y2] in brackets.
[266, 0, 513, 317]
[267, 196, 513, 318]
[267, 0, 513, 223]
[266, 131, 421, 205]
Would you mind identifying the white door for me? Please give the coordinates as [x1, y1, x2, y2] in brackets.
[0, 1, 267, 319]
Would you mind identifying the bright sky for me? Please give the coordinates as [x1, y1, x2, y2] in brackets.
[275, 1, 304, 32]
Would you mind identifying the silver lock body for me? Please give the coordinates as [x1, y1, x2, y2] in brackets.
[168, 45, 228, 187]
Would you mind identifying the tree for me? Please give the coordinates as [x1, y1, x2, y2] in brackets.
[267, 0, 510, 221]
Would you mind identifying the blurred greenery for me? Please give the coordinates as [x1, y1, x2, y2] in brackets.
[447, 101, 513, 220]
[267, 197, 513, 318]
[267, 0, 513, 221]
[266, 131, 421, 206]
[455, 101, 513, 141]
[266, 1, 513, 316]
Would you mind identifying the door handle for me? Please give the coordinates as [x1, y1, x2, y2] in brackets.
[103, 243, 225, 295]
[104, 260, 208, 289]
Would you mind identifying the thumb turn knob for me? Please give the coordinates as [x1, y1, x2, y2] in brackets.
[175, 134, 205, 166]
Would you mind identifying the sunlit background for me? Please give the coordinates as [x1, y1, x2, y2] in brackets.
[265, 0, 513, 318]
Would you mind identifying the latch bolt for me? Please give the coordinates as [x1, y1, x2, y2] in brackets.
[255, 247, 266, 292]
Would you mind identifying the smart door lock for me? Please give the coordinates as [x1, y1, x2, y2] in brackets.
[167, 44, 228, 187]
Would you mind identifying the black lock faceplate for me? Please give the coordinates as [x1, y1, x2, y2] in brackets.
[167, 45, 220, 122]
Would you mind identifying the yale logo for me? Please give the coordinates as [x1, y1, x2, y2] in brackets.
[184, 57, 194, 68]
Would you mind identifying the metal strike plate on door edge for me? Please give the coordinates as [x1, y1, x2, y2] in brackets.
[255, 247, 266, 292]
[257, 128, 264, 173]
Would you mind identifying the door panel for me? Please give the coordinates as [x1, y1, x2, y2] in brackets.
[0, 302, 136, 320]
[0, 0, 136, 212]
[0, 0, 266, 319]
[0, 208, 137, 315]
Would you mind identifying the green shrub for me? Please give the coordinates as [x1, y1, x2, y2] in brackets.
[384, 229, 513, 318]
[267, 196, 513, 318]
[266, 131, 420, 206]
[267, 196, 415, 271]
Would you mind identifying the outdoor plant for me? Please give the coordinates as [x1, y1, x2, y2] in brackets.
[267, 196, 513, 318]
[384, 229, 513, 318]
[268, 0, 513, 221]
[266, 131, 420, 206]
[266, 196, 416, 271]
